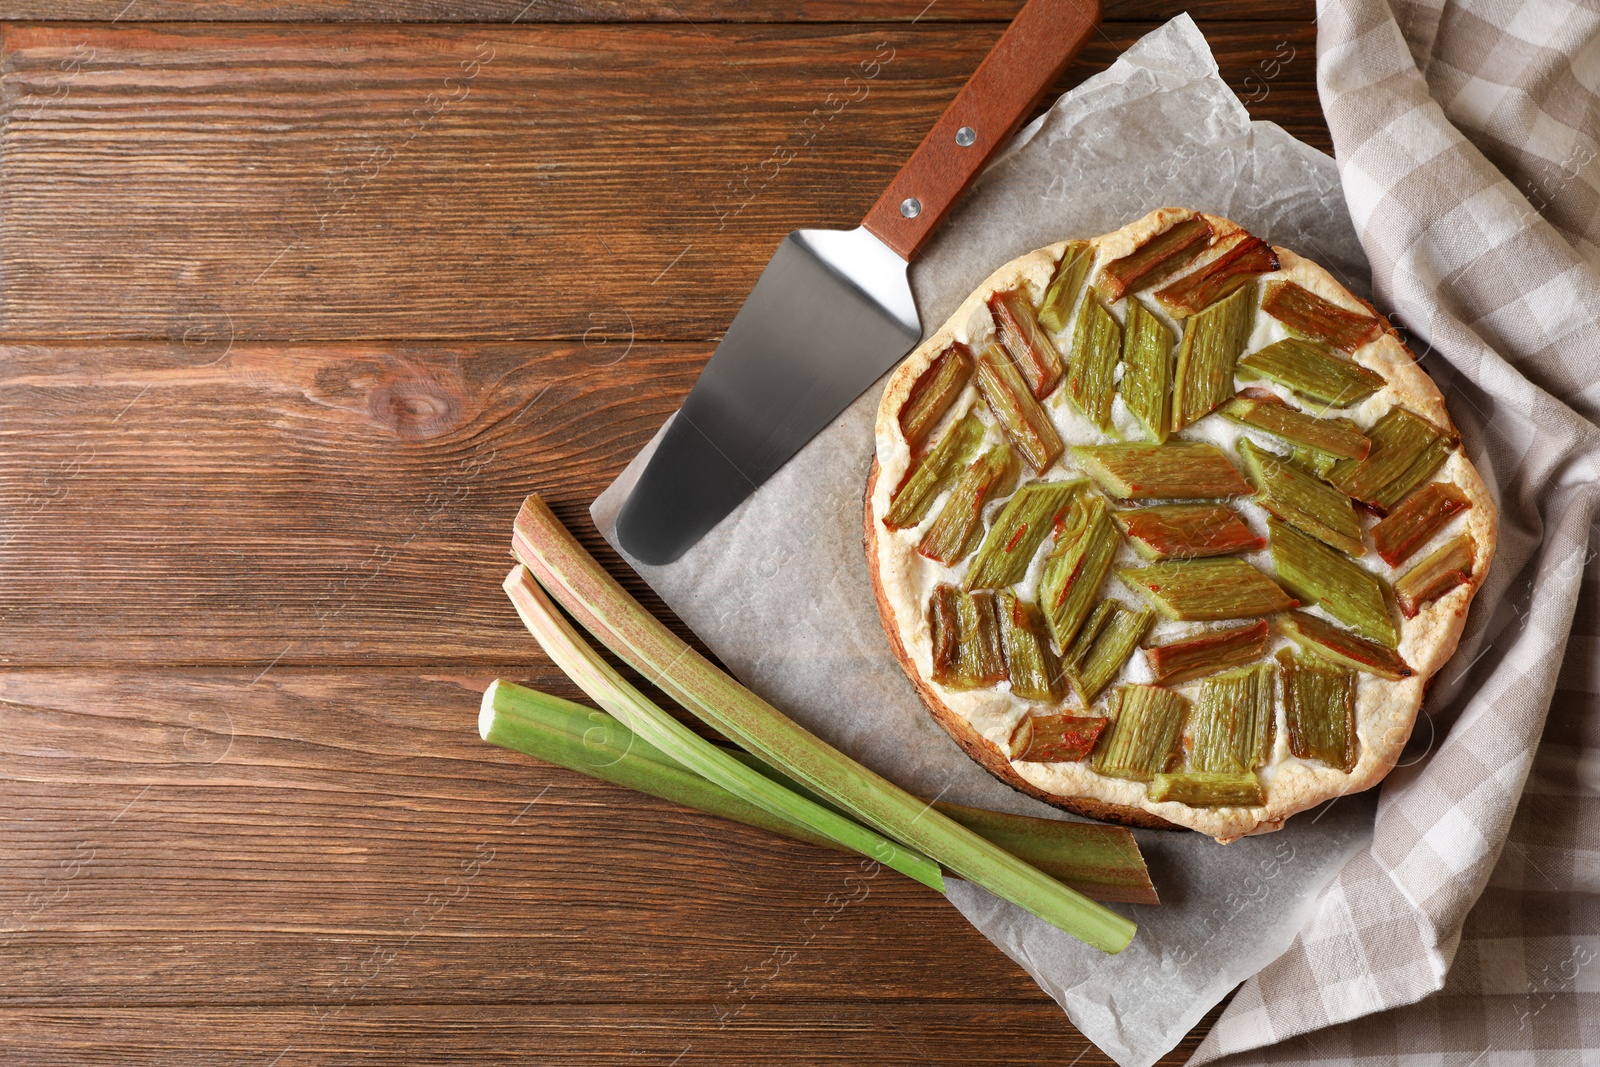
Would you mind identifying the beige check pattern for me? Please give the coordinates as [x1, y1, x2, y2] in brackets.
[1192, 0, 1600, 1062]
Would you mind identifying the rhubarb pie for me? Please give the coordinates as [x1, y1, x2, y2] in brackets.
[865, 208, 1495, 842]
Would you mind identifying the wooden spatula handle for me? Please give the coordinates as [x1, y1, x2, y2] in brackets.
[861, 0, 1100, 261]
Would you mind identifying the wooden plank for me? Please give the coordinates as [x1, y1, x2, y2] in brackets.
[0, 21, 1325, 344]
[0, 1000, 1229, 1065]
[0, 1, 1313, 22]
[0, 668, 1056, 1007]
[0, 11, 1290, 1062]
[0, 929, 1044, 1007]
[0, 340, 689, 664]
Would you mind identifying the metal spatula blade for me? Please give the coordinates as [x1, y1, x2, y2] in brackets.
[616, 227, 918, 565]
[616, 0, 1100, 565]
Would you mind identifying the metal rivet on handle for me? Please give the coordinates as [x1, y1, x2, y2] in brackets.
[955, 126, 976, 147]
[900, 197, 922, 219]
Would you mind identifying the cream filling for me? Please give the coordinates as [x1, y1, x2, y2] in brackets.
[871, 216, 1496, 842]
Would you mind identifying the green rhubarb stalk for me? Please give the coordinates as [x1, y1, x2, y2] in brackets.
[1016, 714, 1110, 763]
[511, 496, 1138, 952]
[1098, 216, 1214, 301]
[1093, 685, 1190, 781]
[1064, 600, 1114, 675]
[1371, 481, 1472, 567]
[900, 342, 974, 451]
[1038, 493, 1120, 649]
[1155, 233, 1278, 318]
[1066, 294, 1122, 430]
[1382, 438, 1455, 511]
[1172, 284, 1256, 430]
[917, 443, 1019, 565]
[1236, 338, 1384, 408]
[1222, 391, 1371, 460]
[1038, 241, 1094, 334]
[1278, 649, 1357, 772]
[1117, 559, 1298, 621]
[1268, 518, 1398, 646]
[500, 569, 943, 889]
[1063, 600, 1153, 706]
[1260, 280, 1383, 354]
[998, 592, 1065, 702]
[1327, 407, 1452, 513]
[966, 480, 1083, 590]
[721, 745, 1158, 904]
[482, 680, 840, 851]
[976, 342, 1065, 472]
[1237, 438, 1365, 557]
[1189, 662, 1275, 773]
[1290, 445, 1340, 478]
[1395, 532, 1476, 618]
[1119, 297, 1176, 443]
[1148, 772, 1264, 807]
[484, 682, 1158, 905]
[1113, 503, 1264, 560]
[926, 798, 1154, 904]
[991, 288, 1063, 399]
[1275, 611, 1413, 679]
[1143, 619, 1269, 686]
[885, 411, 986, 530]
[929, 585, 1009, 690]
[929, 583, 961, 681]
[1072, 441, 1252, 500]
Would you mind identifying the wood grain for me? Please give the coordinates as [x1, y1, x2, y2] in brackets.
[0, 669, 1050, 1004]
[0, 21, 1323, 343]
[0, 663, 1233, 1058]
[0, 1, 1308, 22]
[0, 1002, 1227, 1066]
[0, 5, 1327, 1060]
[0, 340, 696, 664]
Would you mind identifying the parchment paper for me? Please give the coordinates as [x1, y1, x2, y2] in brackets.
[591, 18, 1379, 1066]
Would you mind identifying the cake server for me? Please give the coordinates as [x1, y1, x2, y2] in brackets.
[617, 0, 1100, 565]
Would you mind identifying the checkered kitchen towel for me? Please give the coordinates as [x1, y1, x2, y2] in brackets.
[1193, 0, 1600, 1062]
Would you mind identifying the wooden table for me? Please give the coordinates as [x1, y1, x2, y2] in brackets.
[0, 3, 1325, 1062]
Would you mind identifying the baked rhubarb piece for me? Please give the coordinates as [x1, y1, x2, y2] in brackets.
[866, 208, 1495, 842]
